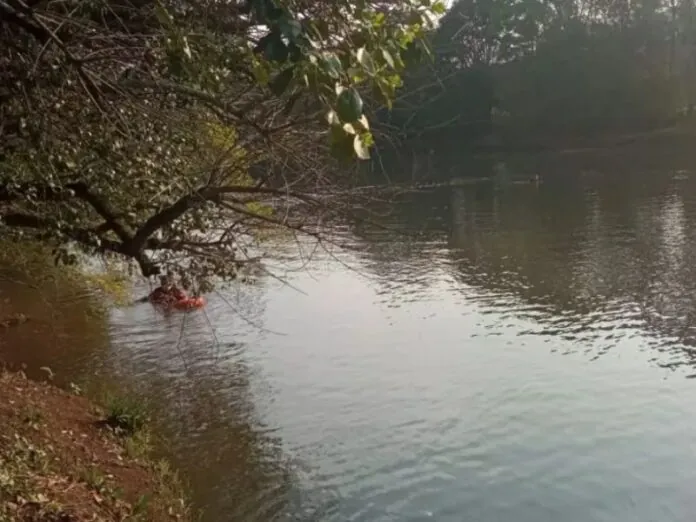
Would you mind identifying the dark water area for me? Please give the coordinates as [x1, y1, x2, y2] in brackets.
[371, 133, 696, 184]
[4, 149, 696, 521]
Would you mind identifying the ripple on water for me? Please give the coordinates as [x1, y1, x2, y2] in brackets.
[12, 167, 696, 521]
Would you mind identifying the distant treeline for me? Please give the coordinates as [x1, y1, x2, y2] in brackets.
[374, 0, 696, 156]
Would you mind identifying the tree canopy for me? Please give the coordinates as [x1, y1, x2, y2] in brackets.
[379, 0, 696, 154]
[0, 0, 443, 288]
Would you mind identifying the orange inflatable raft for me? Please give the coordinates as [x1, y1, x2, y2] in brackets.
[149, 295, 205, 310]
[172, 296, 205, 310]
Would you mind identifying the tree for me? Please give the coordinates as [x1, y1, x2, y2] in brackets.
[0, 0, 443, 288]
[376, 0, 689, 158]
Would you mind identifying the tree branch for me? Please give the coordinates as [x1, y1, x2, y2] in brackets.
[1, 211, 160, 276]
[128, 184, 319, 253]
[68, 183, 133, 242]
[210, 184, 320, 204]
[128, 190, 206, 254]
[0, 177, 326, 278]
[0, 212, 121, 251]
[0, 181, 134, 242]
[0, 183, 70, 202]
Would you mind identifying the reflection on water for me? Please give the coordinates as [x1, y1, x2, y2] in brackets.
[0, 277, 109, 378]
[5, 155, 696, 520]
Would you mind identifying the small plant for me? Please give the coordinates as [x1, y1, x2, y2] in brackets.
[79, 466, 106, 493]
[21, 406, 42, 429]
[9, 436, 49, 474]
[103, 393, 149, 437]
[124, 429, 152, 460]
[0, 373, 192, 521]
[131, 493, 151, 518]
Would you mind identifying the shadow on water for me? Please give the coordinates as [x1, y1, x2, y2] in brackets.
[0, 276, 110, 379]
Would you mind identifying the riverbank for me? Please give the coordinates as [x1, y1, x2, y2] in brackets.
[0, 370, 191, 521]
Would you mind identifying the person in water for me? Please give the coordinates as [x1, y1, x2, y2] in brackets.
[148, 274, 187, 303]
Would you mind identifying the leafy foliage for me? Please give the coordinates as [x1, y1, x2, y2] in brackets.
[103, 392, 149, 437]
[0, 0, 440, 286]
[379, 0, 696, 152]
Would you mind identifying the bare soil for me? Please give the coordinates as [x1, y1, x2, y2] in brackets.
[0, 371, 191, 521]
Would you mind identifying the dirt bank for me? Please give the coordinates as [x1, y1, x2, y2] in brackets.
[0, 371, 191, 521]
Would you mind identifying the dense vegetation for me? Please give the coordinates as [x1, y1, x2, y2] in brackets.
[3, 0, 693, 284]
[0, 0, 441, 286]
[381, 0, 696, 150]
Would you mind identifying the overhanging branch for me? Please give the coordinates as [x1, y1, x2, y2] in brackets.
[128, 183, 319, 252]
[0, 179, 325, 277]
[68, 183, 133, 242]
[0, 212, 121, 251]
[0, 181, 134, 242]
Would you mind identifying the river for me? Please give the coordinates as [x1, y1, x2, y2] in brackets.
[3, 154, 696, 521]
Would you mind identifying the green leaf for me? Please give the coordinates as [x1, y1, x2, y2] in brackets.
[326, 110, 340, 125]
[381, 48, 395, 69]
[432, 1, 447, 15]
[279, 18, 303, 40]
[378, 76, 396, 98]
[329, 125, 355, 162]
[251, 58, 270, 85]
[288, 42, 303, 63]
[393, 49, 406, 70]
[347, 67, 367, 83]
[154, 2, 174, 27]
[356, 47, 376, 74]
[181, 36, 192, 60]
[353, 134, 370, 160]
[321, 53, 342, 79]
[281, 91, 302, 115]
[406, 10, 425, 26]
[342, 114, 370, 134]
[373, 79, 392, 109]
[255, 31, 289, 62]
[268, 39, 289, 62]
[269, 67, 294, 96]
[252, 0, 284, 23]
[335, 88, 363, 122]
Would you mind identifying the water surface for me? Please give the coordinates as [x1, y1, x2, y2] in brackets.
[4, 156, 696, 521]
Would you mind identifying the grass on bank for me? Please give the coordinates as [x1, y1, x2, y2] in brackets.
[0, 370, 193, 522]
